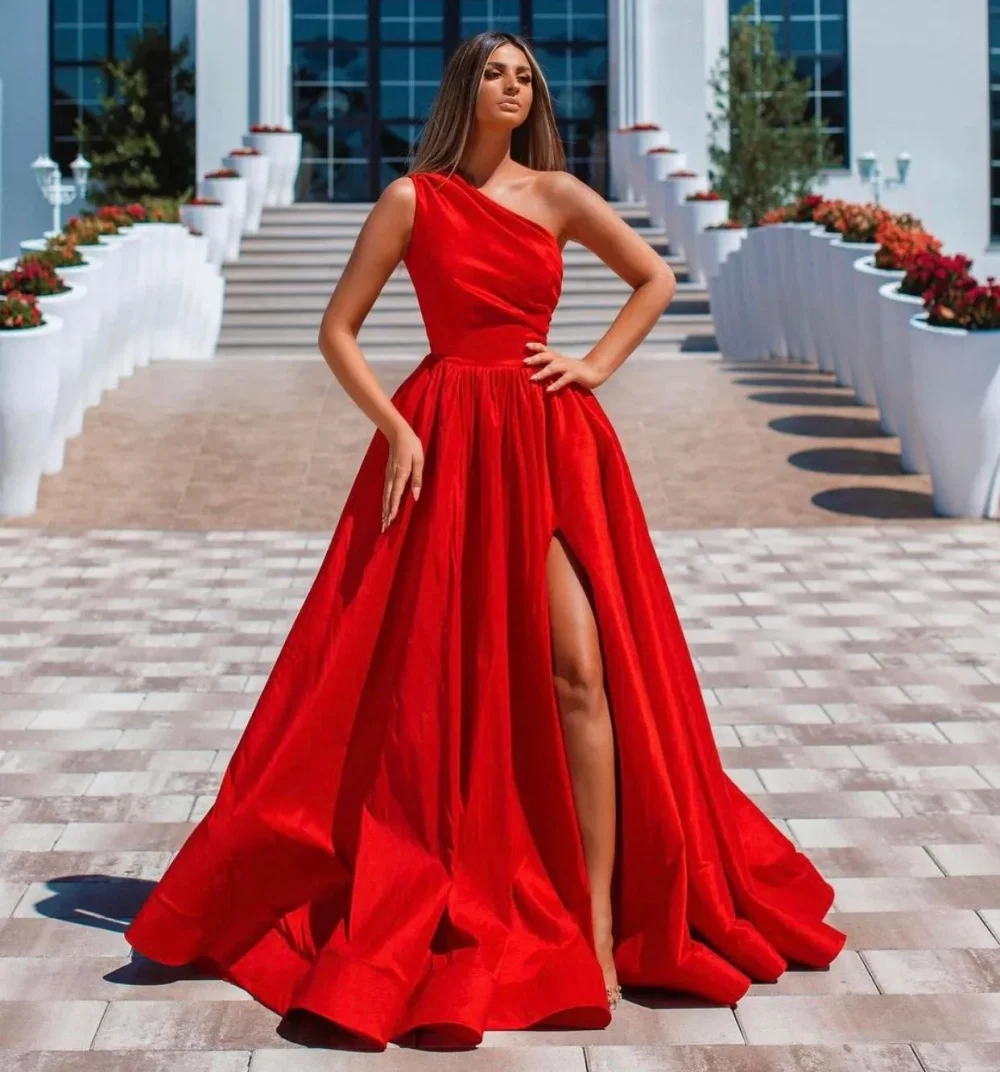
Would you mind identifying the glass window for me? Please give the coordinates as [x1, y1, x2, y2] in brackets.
[49, 0, 171, 170]
[992, 1, 1000, 241]
[291, 1, 608, 200]
[729, 0, 849, 168]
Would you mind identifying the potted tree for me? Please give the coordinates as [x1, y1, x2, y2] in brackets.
[910, 276, 1000, 517]
[243, 124, 303, 207]
[0, 294, 63, 517]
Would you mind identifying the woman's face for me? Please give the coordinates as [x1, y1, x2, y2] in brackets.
[476, 43, 533, 131]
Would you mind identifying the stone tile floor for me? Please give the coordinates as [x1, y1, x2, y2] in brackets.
[8, 356, 937, 533]
[0, 353, 998, 1067]
[0, 523, 998, 1067]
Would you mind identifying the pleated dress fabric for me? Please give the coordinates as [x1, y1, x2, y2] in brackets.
[125, 170, 846, 1048]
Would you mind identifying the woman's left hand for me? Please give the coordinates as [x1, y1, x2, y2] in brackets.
[523, 343, 608, 393]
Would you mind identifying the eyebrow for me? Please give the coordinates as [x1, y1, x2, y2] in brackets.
[486, 61, 531, 72]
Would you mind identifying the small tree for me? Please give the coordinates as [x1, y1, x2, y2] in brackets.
[77, 29, 196, 204]
[708, 6, 838, 226]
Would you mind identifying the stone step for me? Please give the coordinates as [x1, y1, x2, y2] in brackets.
[224, 246, 681, 269]
[216, 320, 715, 351]
[221, 261, 690, 284]
[221, 291, 710, 315]
[220, 306, 713, 329]
[250, 222, 668, 242]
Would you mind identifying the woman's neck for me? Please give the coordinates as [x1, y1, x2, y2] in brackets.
[458, 129, 515, 187]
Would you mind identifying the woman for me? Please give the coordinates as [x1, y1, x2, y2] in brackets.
[125, 31, 845, 1049]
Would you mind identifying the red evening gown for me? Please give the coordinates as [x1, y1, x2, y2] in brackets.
[125, 170, 846, 1047]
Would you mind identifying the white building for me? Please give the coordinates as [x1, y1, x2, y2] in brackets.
[2, 1, 998, 273]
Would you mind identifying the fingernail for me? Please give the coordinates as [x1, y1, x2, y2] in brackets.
[413, 488, 420, 500]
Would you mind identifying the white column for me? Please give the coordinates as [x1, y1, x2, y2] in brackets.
[259, 0, 292, 130]
[196, 0, 250, 178]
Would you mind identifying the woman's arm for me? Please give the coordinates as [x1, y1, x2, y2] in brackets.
[317, 176, 424, 531]
[524, 171, 677, 392]
[318, 177, 415, 434]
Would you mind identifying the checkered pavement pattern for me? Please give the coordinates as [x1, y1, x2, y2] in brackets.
[0, 523, 998, 1069]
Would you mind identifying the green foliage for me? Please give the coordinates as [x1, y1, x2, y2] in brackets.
[708, 6, 839, 226]
[77, 28, 196, 205]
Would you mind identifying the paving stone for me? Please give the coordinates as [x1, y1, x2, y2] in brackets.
[584, 1045, 922, 1072]
[0, 1000, 107, 1049]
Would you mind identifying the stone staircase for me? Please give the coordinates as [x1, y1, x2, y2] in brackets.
[217, 201, 716, 359]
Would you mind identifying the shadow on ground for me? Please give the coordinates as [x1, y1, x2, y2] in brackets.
[812, 486, 935, 519]
[750, 391, 861, 408]
[769, 414, 887, 438]
[789, 447, 906, 477]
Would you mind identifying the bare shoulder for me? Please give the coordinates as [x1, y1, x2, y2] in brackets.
[376, 175, 417, 217]
[535, 169, 606, 218]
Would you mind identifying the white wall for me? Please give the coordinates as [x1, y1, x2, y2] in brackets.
[195, 0, 250, 180]
[0, 5, 51, 258]
[822, 0, 996, 276]
[648, 0, 729, 181]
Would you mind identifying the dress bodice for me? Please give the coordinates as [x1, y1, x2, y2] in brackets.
[403, 171, 564, 363]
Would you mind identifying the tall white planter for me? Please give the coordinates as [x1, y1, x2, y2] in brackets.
[770, 223, 816, 363]
[181, 204, 230, 269]
[243, 131, 302, 207]
[678, 198, 729, 287]
[732, 230, 770, 360]
[643, 150, 687, 227]
[749, 226, 788, 360]
[910, 316, 1000, 518]
[827, 239, 879, 390]
[807, 228, 842, 374]
[100, 228, 143, 380]
[73, 239, 125, 392]
[52, 259, 103, 412]
[134, 222, 187, 360]
[198, 177, 248, 262]
[879, 283, 930, 473]
[629, 128, 665, 204]
[36, 284, 88, 475]
[662, 175, 706, 256]
[851, 256, 905, 411]
[702, 227, 747, 358]
[224, 152, 270, 233]
[790, 224, 822, 365]
[0, 315, 63, 517]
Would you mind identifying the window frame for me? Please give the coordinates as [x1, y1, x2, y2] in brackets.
[729, 0, 851, 175]
[49, 0, 172, 169]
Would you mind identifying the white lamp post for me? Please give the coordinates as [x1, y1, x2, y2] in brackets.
[857, 150, 911, 205]
[31, 152, 92, 234]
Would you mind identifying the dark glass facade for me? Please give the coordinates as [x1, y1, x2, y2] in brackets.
[991, 0, 999, 240]
[291, 0, 608, 202]
[729, 0, 849, 168]
[50, 0, 170, 170]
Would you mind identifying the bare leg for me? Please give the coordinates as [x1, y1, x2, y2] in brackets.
[545, 531, 619, 998]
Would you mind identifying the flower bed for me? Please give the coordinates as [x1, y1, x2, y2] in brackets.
[1, 257, 68, 298]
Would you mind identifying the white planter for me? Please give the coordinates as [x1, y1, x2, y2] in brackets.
[879, 282, 930, 473]
[662, 175, 706, 255]
[721, 238, 765, 360]
[827, 239, 879, 389]
[0, 314, 63, 517]
[678, 198, 729, 287]
[910, 316, 1000, 518]
[768, 223, 815, 363]
[629, 128, 665, 204]
[851, 256, 905, 411]
[51, 259, 104, 412]
[703, 227, 747, 357]
[224, 152, 270, 233]
[243, 131, 303, 207]
[133, 223, 187, 359]
[36, 284, 88, 475]
[643, 151, 686, 227]
[790, 224, 822, 365]
[181, 204, 229, 269]
[808, 228, 844, 374]
[698, 226, 745, 283]
[72, 239, 126, 392]
[198, 177, 248, 262]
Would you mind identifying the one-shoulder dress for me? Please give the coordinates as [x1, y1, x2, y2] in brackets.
[125, 170, 846, 1049]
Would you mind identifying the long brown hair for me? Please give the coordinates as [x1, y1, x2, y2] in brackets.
[410, 32, 566, 176]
